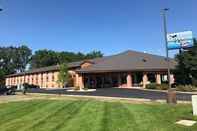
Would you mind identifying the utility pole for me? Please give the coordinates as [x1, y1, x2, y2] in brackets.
[161, 8, 177, 104]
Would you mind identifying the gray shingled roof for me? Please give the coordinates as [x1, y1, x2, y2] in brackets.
[6, 50, 177, 77]
[77, 50, 177, 73]
[6, 65, 60, 77]
[6, 57, 108, 77]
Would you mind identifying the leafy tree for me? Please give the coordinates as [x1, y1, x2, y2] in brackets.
[0, 69, 5, 85]
[0, 45, 32, 74]
[57, 51, 85, 64]
[85, 50, 103, 59]
[0, 45, 32, 85]
[31, 50, 103, 68]
[57, 63, 69, 87]
[15, 45, 32, 72]
[174, 39, 197, 86]
[30, 50, 59, 69]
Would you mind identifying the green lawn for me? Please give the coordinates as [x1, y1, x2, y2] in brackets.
[0, 99, 196, 131]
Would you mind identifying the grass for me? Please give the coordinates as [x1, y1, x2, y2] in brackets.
[0, 99, 196, 131]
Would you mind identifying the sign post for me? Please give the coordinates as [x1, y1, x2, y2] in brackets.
[161, 9, 193, 104]
[162, 8, 171, 88]
[162, 8, 177, 104]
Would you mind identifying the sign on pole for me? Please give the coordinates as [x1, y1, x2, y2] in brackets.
[167, 31, 193, 50]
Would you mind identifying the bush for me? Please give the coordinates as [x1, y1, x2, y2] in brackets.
[7, 86, 16, 95]
[84, 86, 89, 90]
[74, 86, 80, 90]
[192, 78, 197, 87]
[0, 86, 8, 95]
[23, 83, 39, 89]
[176, 85, 196, 92]
[0, 85, 16, 95]
[156, 84, 169, 90]
[146, 83, 157, 89]
[146, 83, 169, 90]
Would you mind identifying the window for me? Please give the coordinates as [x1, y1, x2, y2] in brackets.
[52, 74, 55, 81]
[46, 74, 49, 82]
[36, 78, 38, 84]
[41, 74, 43, 82]
[121, 74, 127, 84]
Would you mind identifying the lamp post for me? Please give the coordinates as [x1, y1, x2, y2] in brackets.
[161, 8, 177, 104]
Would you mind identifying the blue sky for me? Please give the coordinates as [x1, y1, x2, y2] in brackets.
[0, 0, 196, 57]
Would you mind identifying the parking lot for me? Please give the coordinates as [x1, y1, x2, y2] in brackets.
[27, 87, 194, 101]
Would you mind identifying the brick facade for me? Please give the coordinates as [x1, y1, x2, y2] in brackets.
[5, 71, 60, 88]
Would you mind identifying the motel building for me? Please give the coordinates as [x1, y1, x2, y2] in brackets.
[5, 50, 176, 89]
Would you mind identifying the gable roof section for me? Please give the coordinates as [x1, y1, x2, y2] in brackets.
[77, 50, 177, 73]
[67, 56, 113, 68]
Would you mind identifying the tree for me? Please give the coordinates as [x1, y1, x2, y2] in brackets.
[0, 69, 5, 85]
[174, 39, 197, 86]
[30, 50, 59, 69]
[57, 63, 69, 87]
[15, 45, 32, 72]
[30, 50, 103, 68]
[85, 50, 103, 59]
[57, 51, 85, 64]
[0, 45, 32, 85]
[0, 45, 32, 74]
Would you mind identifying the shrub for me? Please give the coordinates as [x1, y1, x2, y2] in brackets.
[146, 83, 157, 89]
[23, 83, 39, 89]
[146, 83, 197, 92]
[7, 87, 16, 95]
[84, 86, 89, 90]
[0, 86, 8, 95]
[176, 85, 196, 92]
[156, 84, 169, 90]
[0, 85, 16, 95]
[74, 86, 80, 90]
[192, 78, 197, 87]
[146, 83, 169, 90]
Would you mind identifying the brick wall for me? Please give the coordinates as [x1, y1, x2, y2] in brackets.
[5, 71, 63, 88]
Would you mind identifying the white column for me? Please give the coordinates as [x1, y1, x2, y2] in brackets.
[156, 74, 161, 84]
[143, 73, 148, 88]
[170, 74, 175, 84]
[126, 73, 132, 88]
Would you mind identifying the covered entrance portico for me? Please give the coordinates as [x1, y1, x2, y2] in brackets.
[75, 71, 173, 89]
